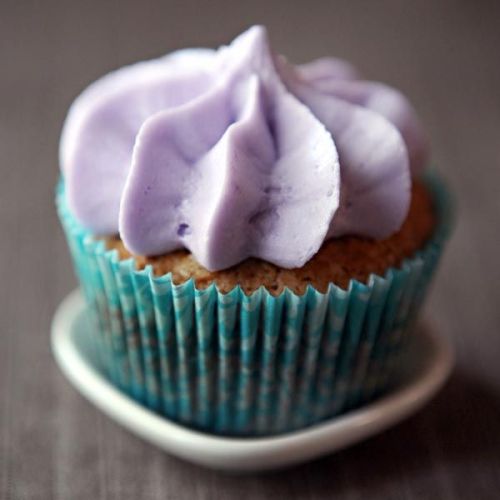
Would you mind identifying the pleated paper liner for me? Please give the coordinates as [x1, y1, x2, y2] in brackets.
[56, 170, 453, 436]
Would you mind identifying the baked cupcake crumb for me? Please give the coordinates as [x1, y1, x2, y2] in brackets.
[106, 179, 435, 295]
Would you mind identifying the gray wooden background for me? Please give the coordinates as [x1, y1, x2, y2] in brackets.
[1, 1, 500, 498]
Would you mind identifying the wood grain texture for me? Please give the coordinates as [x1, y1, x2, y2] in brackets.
[1, 1, 500, 498]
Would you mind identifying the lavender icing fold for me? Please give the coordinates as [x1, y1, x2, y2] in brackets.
[60, 25, 428, 271]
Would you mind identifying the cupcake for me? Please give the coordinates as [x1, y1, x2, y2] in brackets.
[57, 26, 453, 435]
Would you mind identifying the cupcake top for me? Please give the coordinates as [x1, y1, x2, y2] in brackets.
[60, 25, 428, 271]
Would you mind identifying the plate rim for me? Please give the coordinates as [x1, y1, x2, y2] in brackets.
[51, 289, 454, 472]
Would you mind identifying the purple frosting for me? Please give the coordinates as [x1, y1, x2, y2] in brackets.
[60, 26, 428, 271]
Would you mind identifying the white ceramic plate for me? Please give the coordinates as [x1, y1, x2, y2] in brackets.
[51, 290, 453, 472]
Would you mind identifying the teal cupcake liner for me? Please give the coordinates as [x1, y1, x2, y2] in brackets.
[56, 171, 453, 436]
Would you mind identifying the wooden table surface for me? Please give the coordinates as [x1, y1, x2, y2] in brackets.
[1, 1, 500, 498]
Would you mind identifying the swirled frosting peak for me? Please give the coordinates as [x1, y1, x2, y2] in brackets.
[60, 26, 428, 271]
